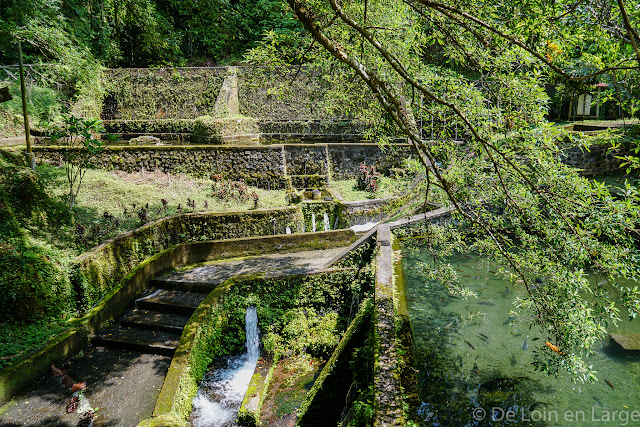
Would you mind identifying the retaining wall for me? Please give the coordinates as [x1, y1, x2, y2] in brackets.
[33, 143, 412, 189]
[560, 143, 630, 176]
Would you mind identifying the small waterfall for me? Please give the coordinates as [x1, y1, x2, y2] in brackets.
[323, 213, 330, 231]
[191, 307, 260, 427]
[286, 226, 291, 234]
[311, 213, 316, 232]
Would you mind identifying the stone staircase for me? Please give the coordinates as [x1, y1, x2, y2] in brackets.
[91, 288, 208, 357]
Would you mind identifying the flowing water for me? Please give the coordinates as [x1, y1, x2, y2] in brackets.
[286, 226, 291, 234]
[401, 246, 640, 426]
[324, 213, 330, 231]
[191, 307, 260, 427]
[311, 213, 317, 232]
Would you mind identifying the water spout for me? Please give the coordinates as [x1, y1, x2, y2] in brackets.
[191, 307, 260, 426]
[324, 213, 330, 231]
[286, 226, 291, 234]
[312, 213, 316, 232]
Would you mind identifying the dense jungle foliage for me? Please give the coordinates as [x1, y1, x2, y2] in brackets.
[0, 0, 303, 67]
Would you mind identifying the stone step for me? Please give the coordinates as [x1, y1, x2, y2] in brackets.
[135, 289, 206, 315]
[91, 327, 181, 357]
[121, 309, 191, 334]
[148, 278, 216, 293]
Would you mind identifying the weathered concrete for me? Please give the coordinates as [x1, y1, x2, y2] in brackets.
[155, 247, 346, 287]
[373, 225, 404, 426]
[610, 333, 640, 350]
[0, 347, 171, 426]
[0, 136, 25, 147]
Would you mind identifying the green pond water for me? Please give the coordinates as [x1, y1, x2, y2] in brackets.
[401, 244, 640, 426]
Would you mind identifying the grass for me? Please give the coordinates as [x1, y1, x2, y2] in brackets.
[43, 165, 288, 250]
[329, 176, 414, 202]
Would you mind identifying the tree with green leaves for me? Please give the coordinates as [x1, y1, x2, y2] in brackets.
[264, 0, 640, 382]
[48, 115, 105, 212]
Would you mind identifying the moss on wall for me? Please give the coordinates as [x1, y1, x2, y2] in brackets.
[70, 208, 303, 314]
[102, 119, 197, 136]
[296, 298, 373, 426]
[102, 68, 227, 120]
[192, 115, 259, 143]
[152, 265, 374, 423]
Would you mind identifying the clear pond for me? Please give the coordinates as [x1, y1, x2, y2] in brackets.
[401, 244, 640, 426]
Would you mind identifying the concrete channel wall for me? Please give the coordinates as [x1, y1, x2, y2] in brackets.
[372, 208, 453, 425]
[0, 230, 356, 408]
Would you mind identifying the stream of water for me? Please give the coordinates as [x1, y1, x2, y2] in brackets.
[191, 307, 260, 427]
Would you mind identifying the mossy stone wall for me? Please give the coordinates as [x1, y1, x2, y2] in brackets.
[327, 144, 414, 180]
[71, 208, 303, 313]
[33, 144, 412, 189]
[102, 68, 227, 120]
[560, 143, 628, 176]
[34, 145, 288, 188]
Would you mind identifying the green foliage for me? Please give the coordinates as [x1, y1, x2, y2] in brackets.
[0, 151, 74, 325]
[282, 0, 640, 382]
[0, 320, 70, 369]
[220, 268, 374, 359]
[263, 308, 340, 358]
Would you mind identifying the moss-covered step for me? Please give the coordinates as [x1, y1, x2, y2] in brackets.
[121, 310, 192, 333]
[136, 289, 207, 315]
[91, 327, 181, 356]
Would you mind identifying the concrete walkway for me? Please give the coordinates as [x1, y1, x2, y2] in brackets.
[155, 247, 346, 287]
[0, 246, 347, 426]
[0, 347, 170, 427]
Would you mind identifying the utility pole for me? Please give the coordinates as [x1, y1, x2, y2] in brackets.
[18, 40, 35, 169]
[12, 0, 34, 169]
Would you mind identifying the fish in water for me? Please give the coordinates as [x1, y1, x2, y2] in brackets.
[473, 276, 480, 279]
[478, 301, 497, 306]
[515, 279, 525, 285]
[479, 333, 489, 341]
[522, 335, 529, 351]
[489, 270, 497, 274]
[464, 340, 475, 349]
[462, 274, 471, 277]
[444, 321, 454, 329]
[481, 296, 490, 299]
[604, 379, 615, 390]
[479, 287, 487, 290]
[593, 396, 604, 407]
[473, 363, 480, 375]
[545, 341, 565, 356]
[532, 337, 539, 341]
[504, 286, 510, 295]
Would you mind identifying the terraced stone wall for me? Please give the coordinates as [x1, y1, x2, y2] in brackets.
[102, 68, 227, 120]
[33, 143, 412, 189]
